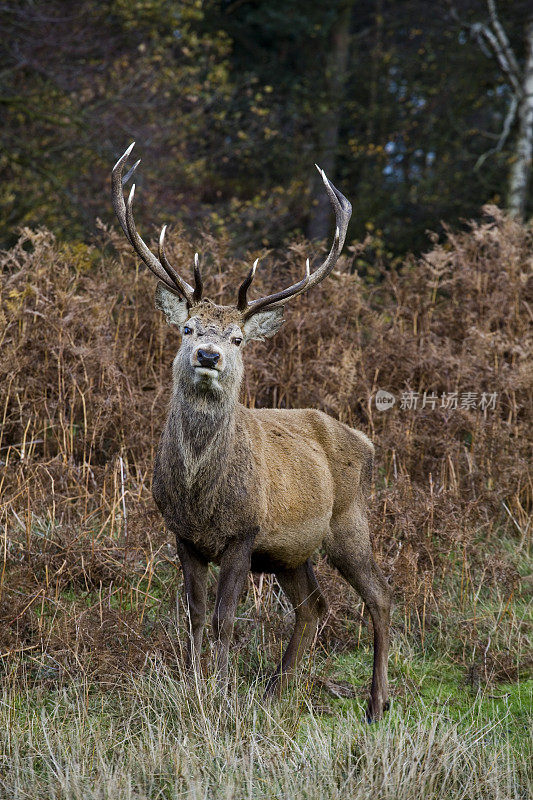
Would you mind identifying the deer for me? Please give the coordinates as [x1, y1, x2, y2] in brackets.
[111, 143, 391, 720]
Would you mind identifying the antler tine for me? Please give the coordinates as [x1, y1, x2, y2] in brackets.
[125, 184, 194, 304]
[193, 252, 203, 303]
[241, 169, 352, 320]
[241, 259, 311, 320]
[237, 258, 259, 311]
[158, 225, 195, 302]
[308, 165, 352, 286]
[112, 142, 138, 245]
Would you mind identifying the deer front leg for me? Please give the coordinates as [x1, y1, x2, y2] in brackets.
[212, 534, 254, 689]
[176, 539, 208, 671]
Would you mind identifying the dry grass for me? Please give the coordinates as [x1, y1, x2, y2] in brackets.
[0, 207, 531, 687]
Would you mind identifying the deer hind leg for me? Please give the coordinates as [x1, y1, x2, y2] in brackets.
[326, 510, 391, 721]
[176, 539, 208, 671]
[265, 559, 327, 696]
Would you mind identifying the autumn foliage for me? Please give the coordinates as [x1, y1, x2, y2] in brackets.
[0, 208, 531, 683]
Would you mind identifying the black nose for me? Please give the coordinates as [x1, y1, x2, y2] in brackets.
[197, 349, 220, 368]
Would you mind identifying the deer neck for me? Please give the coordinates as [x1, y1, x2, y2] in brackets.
[165, 371, 239, 490]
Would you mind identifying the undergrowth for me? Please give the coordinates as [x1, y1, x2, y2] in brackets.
[0, 208, 531, 796]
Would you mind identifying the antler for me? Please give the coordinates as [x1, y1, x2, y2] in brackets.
[112, 142, 201, 306]
[237, 166, 352, 320]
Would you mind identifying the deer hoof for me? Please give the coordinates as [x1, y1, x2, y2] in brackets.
[366, 697, 390, 723]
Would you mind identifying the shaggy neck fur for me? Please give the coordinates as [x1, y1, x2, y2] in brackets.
[164, 364, 241, 497]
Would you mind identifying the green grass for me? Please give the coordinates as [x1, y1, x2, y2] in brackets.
[333, 645, 532, 738]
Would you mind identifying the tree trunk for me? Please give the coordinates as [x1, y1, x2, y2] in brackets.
[307, 1, 354, 240]
[508, 19, 533, 220]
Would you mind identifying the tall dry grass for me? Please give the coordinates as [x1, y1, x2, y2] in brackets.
[1, 662, 530, 800]
[0, 207, 531, 685]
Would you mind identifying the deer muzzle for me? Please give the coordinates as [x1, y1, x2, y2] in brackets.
[191, 344, 225, 377]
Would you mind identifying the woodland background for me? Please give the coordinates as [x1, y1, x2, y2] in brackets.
[0, 2, 531, 798]
[1, 0, 533, 256]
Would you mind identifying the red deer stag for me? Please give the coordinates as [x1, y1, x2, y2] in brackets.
[111, 143, 391, 720]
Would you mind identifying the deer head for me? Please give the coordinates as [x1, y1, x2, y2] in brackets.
[112, 143, 352, 399]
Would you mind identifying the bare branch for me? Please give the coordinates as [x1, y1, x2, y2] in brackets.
[471, 21, 523, 97]
[448, 1, 523, 97]
[475, 93, 519, 170]
[487, 0, 522, 79]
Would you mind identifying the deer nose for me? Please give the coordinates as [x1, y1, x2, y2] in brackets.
[197, 349, 220, 368]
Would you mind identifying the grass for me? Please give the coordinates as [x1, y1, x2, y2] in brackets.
[0, 499, 530, 799]
[1, 650, 531, 799]
[0, 524, 530, 799]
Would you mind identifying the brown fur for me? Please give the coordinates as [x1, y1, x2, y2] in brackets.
[151, 289, 391, 719]
[188, 299, 243, 327]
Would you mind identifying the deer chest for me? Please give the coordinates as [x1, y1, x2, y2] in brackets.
[152, 459, 257, 562]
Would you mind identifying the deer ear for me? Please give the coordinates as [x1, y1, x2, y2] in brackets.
[243, 307, 285, 342]
[155, 282, 189, 325]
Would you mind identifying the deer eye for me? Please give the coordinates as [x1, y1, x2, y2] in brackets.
[232, 337, 242, 347]
[183, 326, 193, 335]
